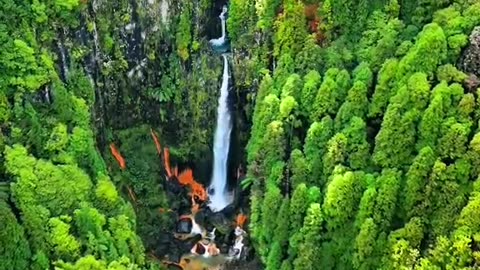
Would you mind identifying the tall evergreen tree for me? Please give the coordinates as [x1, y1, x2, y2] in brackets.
[0, 201, 31, 270]
[293, 203, 323, 270]
[304, 117, 334, 186]
[301, 70, 322, 117]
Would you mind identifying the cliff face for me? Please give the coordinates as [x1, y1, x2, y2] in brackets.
[459, 26, 480, 91]
[54, 0, 234, 160]
[0, 1, 253, 267]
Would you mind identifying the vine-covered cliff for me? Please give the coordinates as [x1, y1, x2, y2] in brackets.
[0, 0, 233, 269]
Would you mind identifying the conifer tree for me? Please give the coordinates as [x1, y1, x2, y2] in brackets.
[396, 23, 447, 81]
[295, 34, 323, 74]
[266, 197, 290, 270]
[247, 94, 280, 164]
[280, 73, 302, 100]
[368, 59, 399, 118]
[312, 76, 339, 122]
[382, 218, 424, 269]
[293, 203, 323, 270]
[417, 82, 450, 151]
[402, 147, 436, 220]
[304, 117, 334, 186]
[289, 149, 309, 189]
[352, 62, 373, 88]
[258, 121, 286, 178]
[322, 134, 348, 183]
[335, 82, 369, 131]
[373, 73, 431, 168]
[323, 171, 365, 230]
[259, 185, 282, 261]
[0, 201, 31, 270]
[227, 0, 256, 42]
[273, 0, 308, 58]
[301, 70, 322, 117]
[353, 218, 379, 270]
[373, 169, 402, 230]
[343, 117, 371, 170]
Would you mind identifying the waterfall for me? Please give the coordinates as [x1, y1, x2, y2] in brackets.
[207, 5, 233, 213]
[208, 54, 233, 212]
[209, 6, 227, 46]
[91, 0, 102, 65]
[58, 39, 69, 80]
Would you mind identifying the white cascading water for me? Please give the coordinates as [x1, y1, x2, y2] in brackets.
[58, 40, 69, 80]
[208, 6, 227, 47]
[208, 53, 233, 212]
[207, 6, 233, 212]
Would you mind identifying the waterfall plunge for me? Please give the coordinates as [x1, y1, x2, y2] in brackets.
[208, 54, 233, 212]
[209, 6, 227, 47]
[207, 6, 233, 212]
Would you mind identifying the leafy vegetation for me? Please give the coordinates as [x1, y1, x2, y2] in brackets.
[2, 0, 480, 269]
[230, 0, 480, 269]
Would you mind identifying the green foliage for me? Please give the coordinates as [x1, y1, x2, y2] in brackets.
[273, 0, 308, 57]
[259, 185, 282, 261]
[0, 201, 31, 270]
[6, 145, 92, 216]
[353, 218, 379, 270]
[311, 73, 339, 121]
[416, 82, 450, 151]
[396, 23, 447, 81]
[3, 0, 480, 268]
[266, 197, 290, 269]
[176, 3, 192, 61]
[257, 120, 287, 179]
[373, 169, 402, 230]
[373, 73, 431, 168]
[357, 14, 404, 70]
[239, 0, 480, 268]
[304, 117, 334, 186]
[289, 149, 309, 189]
[343, 117, 371, 170]
[368, 58, 399, 118]
[247, 94, 280, 164]
[293, 203, 323, 270]
[323, 171, 365, 230]
[402, 147, 437, 220]
[279, 96, 299, 119]
[48, 216, 81, 261]
[295, 35, 323, 73]
[95, 174, 120, 212]
[228, 0, 256, 42]
[289, 183, 309, 238]
[266, 241, 283, 270]
[300, 70, 322, 116]
[335, 81, 369, 131]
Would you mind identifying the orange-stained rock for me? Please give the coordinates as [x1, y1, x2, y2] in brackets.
[110, 143, 126, 170]
[150, 129, 163, 155]
[177, 169, 208, 202]
[163, 148, 173, 177]
[235, 214, 247, 228]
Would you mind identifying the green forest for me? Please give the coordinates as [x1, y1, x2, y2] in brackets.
[2, 0, 480, 269]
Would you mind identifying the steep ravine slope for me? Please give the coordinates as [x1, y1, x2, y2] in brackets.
[227, 0, 480, 269]
[0, 0, 246, 269]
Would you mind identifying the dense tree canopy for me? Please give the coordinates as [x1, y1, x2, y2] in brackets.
[231, 0, 480, 269]
[3, 0, 480, 269]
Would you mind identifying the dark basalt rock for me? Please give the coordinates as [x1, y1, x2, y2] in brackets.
[176, 218, 193, 234]
[464, 73, 480, 93]
[459, 27, 480, 77]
